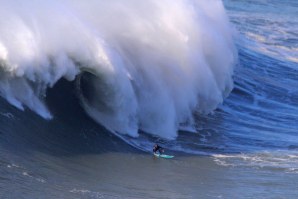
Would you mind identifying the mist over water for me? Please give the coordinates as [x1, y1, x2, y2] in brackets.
[0, 0, 237, 139]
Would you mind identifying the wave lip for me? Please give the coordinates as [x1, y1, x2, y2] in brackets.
[0, 0, 237, 139]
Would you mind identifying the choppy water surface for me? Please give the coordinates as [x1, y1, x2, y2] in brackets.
[0, 0, 297, 198]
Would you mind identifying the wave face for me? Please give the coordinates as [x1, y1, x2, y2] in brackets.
[0, 0, 237, 139]
[0, 1, 298, 198]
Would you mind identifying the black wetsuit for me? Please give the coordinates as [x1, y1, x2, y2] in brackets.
[153, 145, 163, 154]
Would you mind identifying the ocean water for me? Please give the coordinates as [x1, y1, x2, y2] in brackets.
[0, 0, 297, 198]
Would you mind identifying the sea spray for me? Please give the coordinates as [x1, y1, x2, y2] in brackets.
[0, 0, 237, 139]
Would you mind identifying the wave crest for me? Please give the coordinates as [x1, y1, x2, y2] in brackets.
[0, 0, 237, 139]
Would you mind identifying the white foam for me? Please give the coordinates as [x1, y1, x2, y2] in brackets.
[70, 189, 104, 199]
[213, 151, 298, 173]
[0, 112, 14, 119]
[0, 0, 237, 139]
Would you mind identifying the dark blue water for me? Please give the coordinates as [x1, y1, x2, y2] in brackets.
[0, 0, 297, 198]
[168, 0, 298, 172]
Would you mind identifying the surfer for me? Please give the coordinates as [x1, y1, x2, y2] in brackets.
[153, 144, 164, 154]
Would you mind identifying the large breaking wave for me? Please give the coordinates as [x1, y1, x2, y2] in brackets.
[0, 0, 237, 139]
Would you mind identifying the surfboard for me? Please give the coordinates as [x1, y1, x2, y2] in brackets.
[154, 153, 174, 159]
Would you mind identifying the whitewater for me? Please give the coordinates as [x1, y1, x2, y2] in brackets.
[0, 0, 237, 139]
[0, 0, 298, 198]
